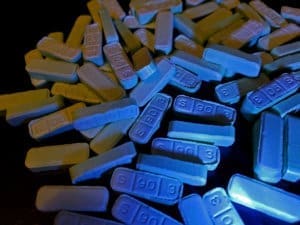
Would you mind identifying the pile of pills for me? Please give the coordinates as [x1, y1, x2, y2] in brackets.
[1, 0, 300, 224]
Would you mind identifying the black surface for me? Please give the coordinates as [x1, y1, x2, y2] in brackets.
[1, 0, 300, 225]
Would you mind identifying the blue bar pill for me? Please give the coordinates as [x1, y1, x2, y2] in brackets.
[173, 95, 236, 124]
[168, 120, 235, 147]
[283, 115, 300, 182]
[112, 194, 183, 225]
[272, 93, 300, 117]
[178, 194, 214, 225]
[151, 137, 220, 171]
[227, 173, 300, 223]
[110, 167, 183, 205]
[203, 187, 245, 225]
[241, 73, 299, 120]
[54, 211, 123, 225]
[136, 153, 207, 186]
[264, 53, 300, 73]
[129, 93, 172, 144]
[72, 98, 139, 130]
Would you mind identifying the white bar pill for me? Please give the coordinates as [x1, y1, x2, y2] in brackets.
[77, 63, 125, 101]
[69, 142, 136, 183]
[103, 42, 138, 89]
[174, 34, 203, 57]
[66, 15, 92, 48]
[90, 118, 136, 154]
[37, 37, 81, 63]
[272, 93, 300, 118]
[134, 28, 155, 53]
[28, 103, 85, 140]
[132, 47, 157, 80]
[35, 185, 109, 212]
[25, 143, 89, 172]
[270, 41, 300, 58]
[26, 59, 78, 83]
[281, 6, 300, 24]
[82, 23, 103, 66]
[183, 2, 219, 20]
[130, 58, 176, 107]
[155, 11, 173, 55]
[99, 7, 119, 44]
[100, 0, 126, 20]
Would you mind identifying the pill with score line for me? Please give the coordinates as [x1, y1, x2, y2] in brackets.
[110, 167, 183, 205]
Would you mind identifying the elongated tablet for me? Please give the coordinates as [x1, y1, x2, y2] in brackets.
[99, 7, 119, 43]
[123, 15, 156, 30]
[136, 153, 207, 186]
[26, 59, 78, 83]
[103, 42, 138, 89]
[263, 53, 300, 73]
[174, 34, 203, 57]
[79, 125, 104, 140]
[253, 112, 284, 183]
[227, 173, 300, 223]
[183, 2, 219, 20]
[54, 211, 123, 225]
[29, 103, 85, 140]
[134, 28, 155, 53]
[132, 47, 157, 80]
[281, 6, 300, 24]
[272, 93, 300, 117]
[129, 93, 172, 144]
[110, 167, 183, 205]
[130, 58, 176, 107]
[100, 0, 125, 20]
[37, 37, 81, 63]
[168, 120, 235, 147]
[86, 0, 102, 29]
[36, 185, 109, 212]
[77, 63, 125, 101]
[178, 194, 214, 225]
[151, 137, 220, 171]
[271, 41, 300, 58]
[72, 98, 139, 130]
[203, 187, 245, 225]
[155, 11, 173, 54]
[69, 142, 136, 183]
[66, 15, 91, 48]
[25, 143, 89, 172]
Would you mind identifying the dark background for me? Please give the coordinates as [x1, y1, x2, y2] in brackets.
[1, 0, 299, 225]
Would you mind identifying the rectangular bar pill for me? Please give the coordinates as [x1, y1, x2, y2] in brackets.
[272, 93, 300, 117]
[6, 95, 64, 127]
[0, 89, 49, 114]
[130, 58, 175, 107]
[183, 2, 219, 20]
[174, 34, 203, 57]
[100, 0, 125, 20]
[77, 63, 125, 101]
[82, 23, 103, 66]
[79, 125, 104, 140]
[129, 93, 172, 144]
[99, 7, 119, 44]
[168, 120, 235, 147]
[215, 74, 270, 104]
[178, 194, 214, 225]
[263, 53, 300, 73]
[170, 50, 224, 82]
[129, 0, 182, 25]
[26, 59, 78, 83]
[103, 42, 138, 89]
[136, 153, 207, 186]
[169, 65, 202, 93]
[87, 0, 102, 29]
[66, 15, 92, 48]
[154, 11, 173, 54]
[283, 115, 300, 182]
[25, 143, 89, 172]
[110, 167, 183, 205]
[134, 28, 155, 53]
[90, 118, 136, 154]
[132, 47, 157, 80]
[151, 137, 220, 171]
[37, 37, 81, 63]
[35, 185, 109, 212]
[270, 41, 300, 58]
[281, 6, 300, 24]
[28, 103, 85, 140]
[203, 187, 245, 225]
[123, 15, 156, 30]
[257, 23, 300, 51]
[249, 0, 287, 28]
[227, 173, 300, 223]
[203, 44, 261, 77]
[72, 98, 139, 130]
[173, 95, 236, 125]
[112, 194, 183, 225]
[54, 211, 123, 225]
[51, 82, 102, 104]
[69, 142, 137, 184]
[252, 112, 284, 183]
[241, 73, 299, 119]
[114, 19, 141, 54]
[216, 0, 240, 10]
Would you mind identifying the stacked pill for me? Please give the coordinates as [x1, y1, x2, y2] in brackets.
[1, 0, 300, 224]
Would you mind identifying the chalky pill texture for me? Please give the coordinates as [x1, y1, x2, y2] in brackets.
[3, 0, 300, 225]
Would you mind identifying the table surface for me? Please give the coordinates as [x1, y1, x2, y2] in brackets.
[1, 0, 299, 225]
